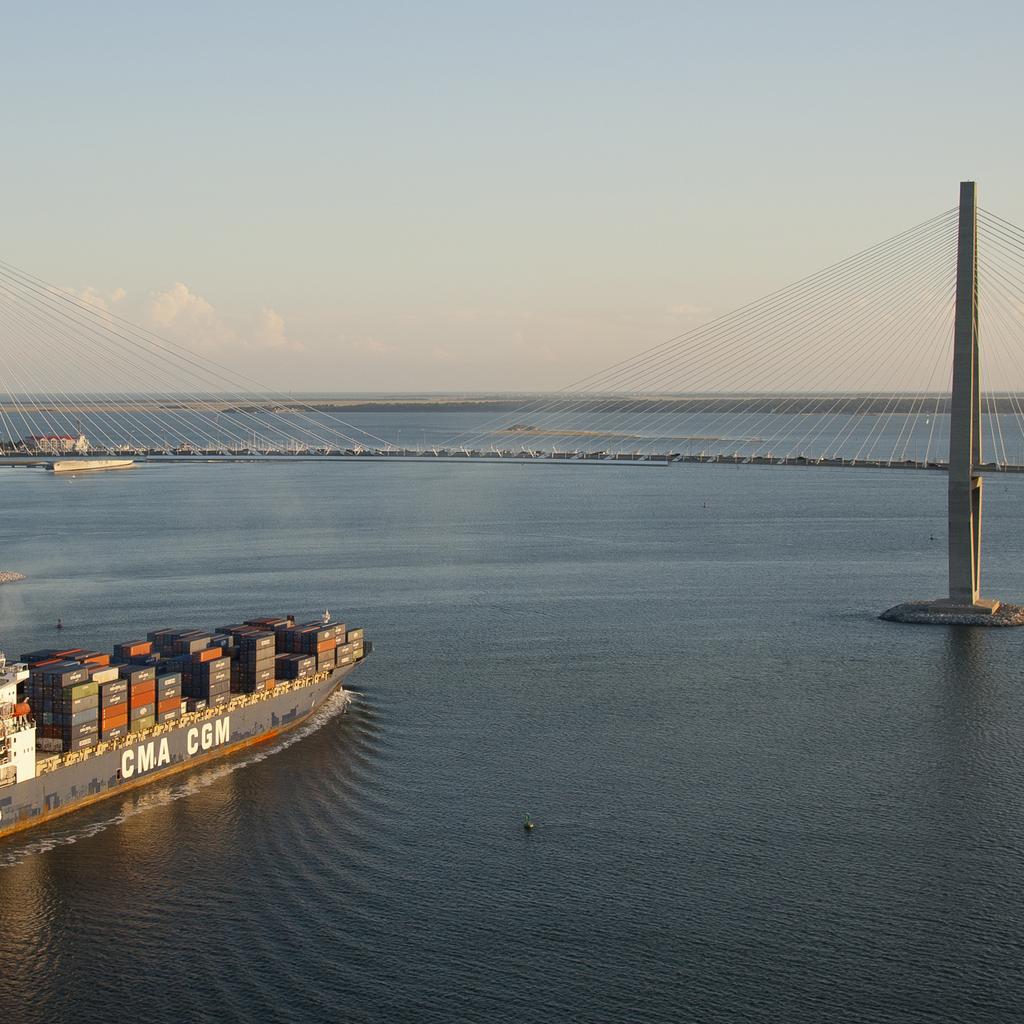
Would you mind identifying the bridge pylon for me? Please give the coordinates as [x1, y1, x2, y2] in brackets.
[941, 181, 997, 614]
[883, 181, 1022, 625]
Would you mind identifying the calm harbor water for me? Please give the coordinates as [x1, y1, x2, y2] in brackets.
[2, 427, 1024, 1023]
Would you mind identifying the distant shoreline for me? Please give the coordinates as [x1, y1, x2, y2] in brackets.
[0, 394, 999, 415]
[0, 397, 527, 415]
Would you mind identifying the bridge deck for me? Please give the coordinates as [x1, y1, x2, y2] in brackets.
[5, 451, 1024, 473]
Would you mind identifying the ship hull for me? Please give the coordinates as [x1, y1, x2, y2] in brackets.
[0, 663, 357, 840]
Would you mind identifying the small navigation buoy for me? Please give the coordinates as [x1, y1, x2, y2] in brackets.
[524, 815, 536, 832]
[56, 617, 63, 630]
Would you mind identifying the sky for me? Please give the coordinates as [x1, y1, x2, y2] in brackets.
[1, 0, 1023, 393]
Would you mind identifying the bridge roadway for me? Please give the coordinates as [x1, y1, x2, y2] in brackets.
[4, 450, 1024, 473]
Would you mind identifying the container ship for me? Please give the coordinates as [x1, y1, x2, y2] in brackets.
[0, 614, 368, 840]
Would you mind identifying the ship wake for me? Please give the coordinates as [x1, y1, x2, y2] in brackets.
[0, 689, 357, 867]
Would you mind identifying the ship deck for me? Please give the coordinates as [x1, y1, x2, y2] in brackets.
[33, 666, 351, 776]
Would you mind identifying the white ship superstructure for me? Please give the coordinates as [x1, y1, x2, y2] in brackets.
[0, 652, 36, 787]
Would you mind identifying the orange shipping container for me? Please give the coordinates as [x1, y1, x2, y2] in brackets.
[100, 708, 129, 724]
[197, 646, 223, 663]
[128, 642, 152, 656]
[129, 687, 157, 707]
[82, 653, 111, 666]
[156, 697, 180, 714]
[316, 639, 334, 653]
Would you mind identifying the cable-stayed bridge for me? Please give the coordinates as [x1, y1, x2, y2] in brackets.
[2, 191, 1024, 470]
[1, 181, 1022, 618]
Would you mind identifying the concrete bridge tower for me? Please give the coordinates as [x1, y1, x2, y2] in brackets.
[883, 181, 1019, 623]
[939, 181, 1000, 615]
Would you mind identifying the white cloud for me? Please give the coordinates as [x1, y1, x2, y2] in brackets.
[56, 280, 307, 375]
[146, 282, 232, 349]
[143, 282, 302, 354]
[252, 306, 303, 352]
[64, 285, 127, 315]
[75, 286, 110, 311]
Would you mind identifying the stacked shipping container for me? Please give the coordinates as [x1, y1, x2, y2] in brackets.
[273, 621, 342, 673]
[118, 664, 157, 733]
[21, 659, 99, 753]
[157, 673, 182, 724]
[96, 667, 129, 740]
[216, 625, 277, 694]
[17, 616, 364, 753]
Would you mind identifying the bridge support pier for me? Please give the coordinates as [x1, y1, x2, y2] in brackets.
[882, 181, 1024, 626]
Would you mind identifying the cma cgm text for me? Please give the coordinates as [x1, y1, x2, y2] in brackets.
[120, 718, 231, 779]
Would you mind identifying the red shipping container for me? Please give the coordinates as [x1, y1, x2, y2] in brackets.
[129, 686, 157, 707]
